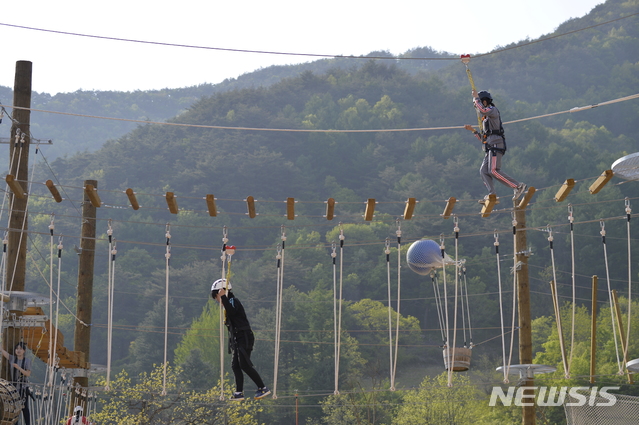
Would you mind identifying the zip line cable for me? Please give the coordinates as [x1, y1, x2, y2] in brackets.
[0, 12, 635, 60]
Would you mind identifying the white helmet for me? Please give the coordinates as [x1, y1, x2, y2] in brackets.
[74, 405, 83, 414]
[211, 278, 231, 293]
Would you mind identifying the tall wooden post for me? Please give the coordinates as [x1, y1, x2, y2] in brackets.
[2, 61, 32, 381]
[514, 204, 535, 425]
[72, 180, 98, 406]
[6, 61, 31, 293]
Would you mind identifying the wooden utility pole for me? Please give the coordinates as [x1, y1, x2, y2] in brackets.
[72, 180, 98, 407]
[514, 204, 535, 425]
[2, 61, 32, 381]
[6, 61, 31, 294]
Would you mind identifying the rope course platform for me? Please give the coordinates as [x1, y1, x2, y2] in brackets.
[2, 292, 88, 369]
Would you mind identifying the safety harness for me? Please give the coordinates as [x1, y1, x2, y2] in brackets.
[482, 110, 507, 155]
[225, 298, 255, 368]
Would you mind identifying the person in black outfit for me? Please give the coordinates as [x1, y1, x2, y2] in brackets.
[2, 342, 31, 424]
[211, 278, 271, 401]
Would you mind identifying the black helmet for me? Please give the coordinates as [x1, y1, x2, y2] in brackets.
[477, 90, 492, 102]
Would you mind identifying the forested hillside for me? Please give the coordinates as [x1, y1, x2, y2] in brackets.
[5, 0, 639, 423]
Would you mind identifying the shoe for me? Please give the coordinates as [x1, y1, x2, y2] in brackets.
[254, 387, 271, 399]
[230, 392, 245, 401]
[513, 183, 527, 200]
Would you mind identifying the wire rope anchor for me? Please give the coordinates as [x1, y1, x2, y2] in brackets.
[48, 213, 55, 236]
[165, 223, 171, 245]
[280, 225, 287, 249]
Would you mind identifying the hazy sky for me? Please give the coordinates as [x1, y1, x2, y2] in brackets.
[0, 0, 604, 95]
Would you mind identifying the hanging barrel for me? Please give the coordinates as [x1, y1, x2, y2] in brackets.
[442, 347, 472, 372]
[0, 379, 23, 425]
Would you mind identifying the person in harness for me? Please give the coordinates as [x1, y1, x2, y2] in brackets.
[2, 342, 31, 425]
[66, 405, 90, 425]
[212, 278, 271, 401]
[464, 90, 527, 201]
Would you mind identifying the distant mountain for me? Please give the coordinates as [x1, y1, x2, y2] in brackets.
[0, 48, 455, 166]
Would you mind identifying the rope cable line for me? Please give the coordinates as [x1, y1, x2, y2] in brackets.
[600, 220, 624, 375]
[547, 225, 569, 378]
[218, 225, 230, 400]
[1, 92, 638, 134]
[1, 12, 635, 61]
[448, 218, 461, 388]
[567, 205, 577, 378]
[623, 198, 632, 372]
[390, 221, 402, 391]
[105, 220, 117, 391]
[334, 224, 345, 395]
[494, 231, 509, 383]
[272, 226, 286, 400]
[439, 234, 453, 387]
[384, 238, 394, 390]
[161, 223, 171, 396]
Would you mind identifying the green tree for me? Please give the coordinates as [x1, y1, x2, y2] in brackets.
[392, 372, 485, 425]
[93, 365, 262, 425]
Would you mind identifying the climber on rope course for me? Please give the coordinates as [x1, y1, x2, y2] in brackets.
[464, 89, 527, 203]
[460, 56, 526, 202]
[211, 274, 271, 401]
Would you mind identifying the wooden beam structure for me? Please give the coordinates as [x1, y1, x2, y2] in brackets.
[165, 192, 178, 214]
[364, 199, 376, 221]
[555, 179, 574, 202]
[46, 179, 63, 202]
[246, 196, 256, 218]
[286, 197, 295, 220]
[518, 187, 536, 209]
[441, 197, 456, 219]
[126, 188, 140, 210]
[205, 194, 217, 217]
[403, 197, 416, 220]
[84, 183, 101, 208]
[20, 307, 88, 369]
[480, 194, 499, 217]
[325, 198, 335, 220]
[589, 170, 613, 194]
[5, 175, 25, 199]
[4, 61, 32, 383]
